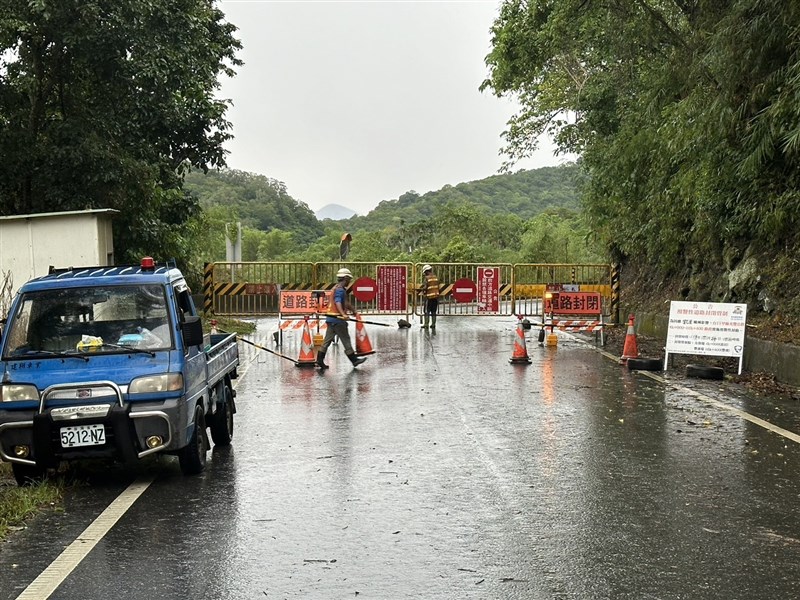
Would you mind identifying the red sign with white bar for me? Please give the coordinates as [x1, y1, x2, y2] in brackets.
[352, 277, 377, 302]
[451, 278, 476, 303]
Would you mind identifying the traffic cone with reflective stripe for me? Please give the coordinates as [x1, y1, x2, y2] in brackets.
[354, 313, 376, 356]
[619, 313, 639, 364]
[296, 318, 317, 367]
[312, 319, 324, 349]
[509, 318, 532, 364]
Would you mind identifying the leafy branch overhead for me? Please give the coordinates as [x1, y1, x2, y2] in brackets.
[482, 0, 800, 284]
[0, 0, 242, 268]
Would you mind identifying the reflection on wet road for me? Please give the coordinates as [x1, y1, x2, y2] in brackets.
[3, 318, 800, 599]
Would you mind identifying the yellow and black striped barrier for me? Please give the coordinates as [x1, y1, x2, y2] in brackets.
[205, 261, 615, 318]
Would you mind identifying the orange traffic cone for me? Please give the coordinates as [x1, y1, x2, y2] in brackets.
[354, 313, 376, 356]
[509, 319, 532, 364]
[296, 318, 317, 367]
[619, 313, 639, 364]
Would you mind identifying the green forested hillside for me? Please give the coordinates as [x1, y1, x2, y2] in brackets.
[182, 163, 601, 267]
[342, 164, 581, 232]
[183, 169, 324, 245]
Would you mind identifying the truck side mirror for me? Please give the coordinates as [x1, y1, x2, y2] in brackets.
[181, 315, 204, 347]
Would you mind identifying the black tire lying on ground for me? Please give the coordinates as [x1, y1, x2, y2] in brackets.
[686, 364, 725, 380]
[626, 357, 662, 371]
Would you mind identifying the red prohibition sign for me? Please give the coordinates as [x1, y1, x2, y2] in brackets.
[451, 278, 477, 303]
[352, 277, 378, 302]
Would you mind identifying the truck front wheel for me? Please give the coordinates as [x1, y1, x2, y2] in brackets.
[178, 404, 208, 475]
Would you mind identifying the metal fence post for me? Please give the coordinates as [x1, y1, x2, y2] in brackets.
[203, 262, 214, 315]
[610, 263, 620, 324]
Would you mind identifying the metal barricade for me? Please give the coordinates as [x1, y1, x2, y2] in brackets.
[208, 262, 314, 316]
[513, 263, 612, 318]
[204, 261, 615, 321]
[315, 262, 413, 316]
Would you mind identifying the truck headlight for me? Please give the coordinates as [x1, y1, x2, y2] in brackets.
[129, 373, 184, 394]
[0, 384, 39, 402]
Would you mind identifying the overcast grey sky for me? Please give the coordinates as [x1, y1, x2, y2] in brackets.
[217, 0, 572, 215]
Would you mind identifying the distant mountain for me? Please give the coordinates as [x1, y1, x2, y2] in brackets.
[316, 204, 357, 220]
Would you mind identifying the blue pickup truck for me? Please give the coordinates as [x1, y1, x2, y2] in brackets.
[0, 257, 239, 485]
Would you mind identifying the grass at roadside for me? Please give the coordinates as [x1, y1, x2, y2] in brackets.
[0, 463, 63, 541]
[203, 315, 256, 336]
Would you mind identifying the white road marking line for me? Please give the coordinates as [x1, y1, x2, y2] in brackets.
[569, 330, 800, 444]
[16, 477, 153, 600]
[639, 370, 800, 444]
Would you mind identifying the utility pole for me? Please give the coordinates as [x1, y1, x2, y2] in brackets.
[225, 222, 242, 282]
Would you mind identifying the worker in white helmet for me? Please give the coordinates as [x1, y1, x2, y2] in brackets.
[317, 267, 367, 369]
[420, 264, 440, 329]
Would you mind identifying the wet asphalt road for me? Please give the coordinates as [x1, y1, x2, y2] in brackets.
[3, 317, 800, 599]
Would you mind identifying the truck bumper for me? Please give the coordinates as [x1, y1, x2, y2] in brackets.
[0, 397, 191, 468]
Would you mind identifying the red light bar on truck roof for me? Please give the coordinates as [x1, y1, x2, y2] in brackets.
[141, 256, 155, 270]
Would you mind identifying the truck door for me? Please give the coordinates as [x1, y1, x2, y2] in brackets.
[174, 284, 207, 405]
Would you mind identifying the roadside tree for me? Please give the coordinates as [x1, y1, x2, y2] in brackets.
[0, 0, 242, 269]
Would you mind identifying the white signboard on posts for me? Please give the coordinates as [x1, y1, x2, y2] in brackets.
[665, 301, 747, 373]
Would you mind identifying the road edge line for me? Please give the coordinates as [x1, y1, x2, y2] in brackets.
[16, 476, 154, 600]
[563, 330, 800, 445]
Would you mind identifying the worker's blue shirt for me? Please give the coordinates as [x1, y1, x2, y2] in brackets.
[325, 285, 348, 324]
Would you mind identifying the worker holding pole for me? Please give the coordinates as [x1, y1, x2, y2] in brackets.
[317, 268, 367, 369]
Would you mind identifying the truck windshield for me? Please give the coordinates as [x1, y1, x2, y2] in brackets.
[3, 285, 173, 358]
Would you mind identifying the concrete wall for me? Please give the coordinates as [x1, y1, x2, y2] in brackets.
[0, 209, 117, 293]
[631, 311, 800, 387]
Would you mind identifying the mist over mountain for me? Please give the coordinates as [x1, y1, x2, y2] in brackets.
[316, 204, 358, 220]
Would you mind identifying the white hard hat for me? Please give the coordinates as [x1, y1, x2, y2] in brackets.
[422, 264, 432, 273]
[337, 268, 353, 279]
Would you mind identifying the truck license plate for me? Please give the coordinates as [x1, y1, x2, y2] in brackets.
[60, 424, 106, 448]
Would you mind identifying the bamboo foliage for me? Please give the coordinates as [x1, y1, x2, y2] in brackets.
[483, 0, 800, 286]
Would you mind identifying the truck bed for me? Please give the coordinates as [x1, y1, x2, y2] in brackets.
[207, 333, 239, 387]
